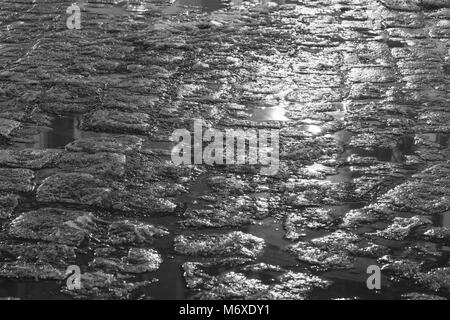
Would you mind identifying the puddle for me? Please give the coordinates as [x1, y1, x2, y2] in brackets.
[433, 211, 450, 228]
[78, 1, 133, 16]
[348, 136, 415, 163]
[386, 39, 407, 48]
[0, 279, 68, 300]
[444, 65, 450, 75]
[144, 140, 174, 157]
[397, 135, 416, 155]
[77, 0, 295, 21]
[247, 217, 288, 249]
[333, 131, 415, 163]
[178, 0, 292, 12]
[134, 215, 188, 299]
[315, 258, 396, 300]
[79, 0, 228, 16]
[4, 0, 449, 302]
[326, 167, 354, 183]
[145, 255, 188, 300]
[422, 133, 450, 148]
[176, 174, 211, 205]
[250, 106, 289, 122]
[178, 0, 227, 12]
[31, 115, 127, 150]
[351, 146, 404, 162]
[327, 110, 346, 122]
[247, 217, 298, 266]
[333, 130, 353, 144]
[33, 116, 83, 149]
[328, 203, 366, 216]
[298, 124, 322, 135]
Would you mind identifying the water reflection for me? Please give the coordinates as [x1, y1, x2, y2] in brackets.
[0, 279, 68, 300]
[422, 133, 450, 148]
[178, 0, 227, 12]
[349, 136, 415, 163]
[146, 256, 188, 299]
[250, 106, 289, 121]
[146, 140, 174, 158]
[176, 0, 291, 12]
[326, 167, 354, 183]
[298, 124, 322, 135]
[33, 116, 82, 149]
[247, 217, 298, 266]
[78, 1, 131, 16]
[333, 130, 353, 144]
[332, 133, 415, 163]
[78, 0, 291, 17]
[79, 0, 227, 15]
[434, 211, 450, 228]
[351, 146, 404, 163]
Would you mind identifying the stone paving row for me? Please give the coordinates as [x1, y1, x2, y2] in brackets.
[0, 0, 449, 299]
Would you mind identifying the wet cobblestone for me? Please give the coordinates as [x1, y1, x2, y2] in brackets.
[0, 0, 449, 299]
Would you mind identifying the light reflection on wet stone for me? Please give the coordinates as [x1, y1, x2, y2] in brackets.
[250, 106, 289, 122]
[0, 0, 450, 301]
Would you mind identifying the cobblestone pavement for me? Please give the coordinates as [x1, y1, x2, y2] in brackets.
[0, 0, 449, 299]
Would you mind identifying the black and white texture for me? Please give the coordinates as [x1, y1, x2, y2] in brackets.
[0, 0, 449, 300]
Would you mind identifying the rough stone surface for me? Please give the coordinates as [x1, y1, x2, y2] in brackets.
[1, 0, 450, 300]
[174, 232, 265, 261]
[8, 208, 96, 246]
[0, 169, 34, 193]
[0, 149, 62, 169]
